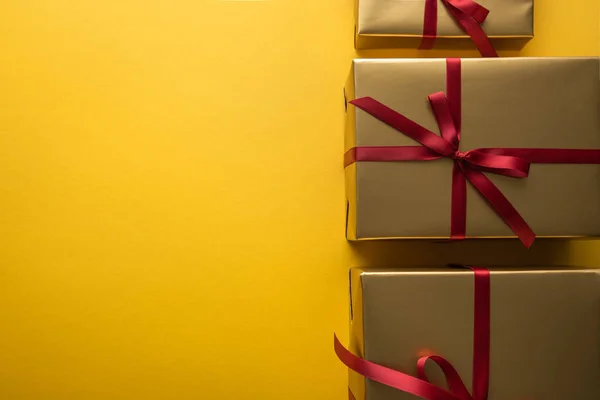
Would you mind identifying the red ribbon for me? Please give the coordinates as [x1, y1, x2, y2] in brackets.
[335, 266, 491, 400]
[419, 0, 498, 57]
[344, 58, 600, 248]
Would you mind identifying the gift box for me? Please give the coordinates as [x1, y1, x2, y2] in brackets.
[355, 0, 534, 53]
[336, 267, 600, 399]
[344, 57, 600, 247]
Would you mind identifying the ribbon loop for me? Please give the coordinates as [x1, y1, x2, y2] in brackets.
[463, 151, 530, 178]
[429, 91, 459, 149]
[417, 356, 473, 400]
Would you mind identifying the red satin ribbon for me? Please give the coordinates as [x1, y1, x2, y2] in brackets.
[419, 0, 498, 57]
[344, 58, 600, 248]
[335, 266, 491, 400]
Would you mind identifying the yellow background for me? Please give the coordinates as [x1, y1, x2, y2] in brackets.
[0, 1, 599, 398]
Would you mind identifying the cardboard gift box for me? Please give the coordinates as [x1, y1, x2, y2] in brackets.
[337, 267, 600, 399]
[344, 57, 600, 247]
[355, 0, 534, 51]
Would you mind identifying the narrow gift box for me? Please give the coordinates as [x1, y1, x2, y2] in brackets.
[355, 0, 533, 54]
[336, 267, 600, 399]
[344, 57, 600, 247]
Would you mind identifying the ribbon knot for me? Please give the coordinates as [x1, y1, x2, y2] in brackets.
[420, 0, 498, 57]
[452, 151, 466, 161]
[426, 90, 531, 180]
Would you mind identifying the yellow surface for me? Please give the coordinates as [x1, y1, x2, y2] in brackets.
[0, 1, 598, 399]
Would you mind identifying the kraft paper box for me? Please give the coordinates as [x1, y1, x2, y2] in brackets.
[355, 0, 533, 49]
[345, 267, 600, 399]
[344, 57, 600, 242]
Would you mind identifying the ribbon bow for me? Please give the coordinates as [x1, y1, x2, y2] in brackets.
[335, 266, 491, 400]
[420, 0, 498, 57]
[344, 58, 600, 248]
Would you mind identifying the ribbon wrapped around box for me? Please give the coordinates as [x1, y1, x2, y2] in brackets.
[335, 266, 600, 399]
[344, 57, 600, 247]
[355, 0, 533, 53]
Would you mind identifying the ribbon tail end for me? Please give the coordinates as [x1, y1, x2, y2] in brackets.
[523, 234, 535, 249]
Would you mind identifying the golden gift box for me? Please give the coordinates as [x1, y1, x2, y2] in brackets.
[338, 267, 600, 399]
[344, 57, 600, 245]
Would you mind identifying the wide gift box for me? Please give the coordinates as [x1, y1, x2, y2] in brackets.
[344, 57, 600, 247]
[335, 266, 600, 399]
[355, 0, 533, 54]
